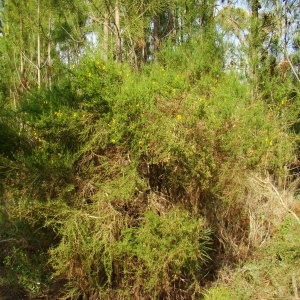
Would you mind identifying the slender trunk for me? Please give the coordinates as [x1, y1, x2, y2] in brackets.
[114, 0, 121, 61]
[283, 0, 288, 54]
[178, 7, 184, 44]
[141, 38, 146, 62]
[167, 7, 175, 41]
[153, 17, 160, 53]
[132, 40, 138, 67]
[249, 0, 260, 101]
[47, 17, 52, 90]
[134, 37, 146, 68]
[37, 0, 41, 88]
[103, 11, 109, 61]
[19, 20, 24, 77]
[200, 0, 214, 28]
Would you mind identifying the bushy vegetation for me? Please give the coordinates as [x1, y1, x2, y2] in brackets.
[1, 40, 299, 298]
[0, 1, 300, 298]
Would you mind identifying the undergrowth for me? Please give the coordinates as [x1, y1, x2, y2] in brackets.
[204, 214, 300, 300]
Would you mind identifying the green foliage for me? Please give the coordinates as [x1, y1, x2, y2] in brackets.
[48, 200, 124, 298]
[70, 56, 122, 114]
[0, 3, 299, 297]
[203, 286, 233, 300]
[48, 205, 211, 299]
[118, 208, 211, 297]
[0, 197, 59, 299]
[273, 217, 300, 262]
[158, 33, 224, 78]
[3, 247, 45, 297]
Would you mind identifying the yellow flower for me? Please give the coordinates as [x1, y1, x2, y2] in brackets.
[111, 139, 116, 143]
[88, 72, 92, 77]
[176, 114, 182, 120]
[54, 111, 62, 117]
[265, 137, 273, 146]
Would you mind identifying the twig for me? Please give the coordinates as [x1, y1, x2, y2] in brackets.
[269, 181, 300, 224]
[286, 55, 300, 83]
[0, 238, 19, 244]
[292, 274, 299, 299]
[254, 176, 300, 224]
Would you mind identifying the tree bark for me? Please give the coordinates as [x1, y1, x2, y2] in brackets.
[47, 17, 52, 90]
[114, 0, 122, 61]
[37, 0, 41, 88]
[103, 11, 109, 61]
[249, 0, 260, 101]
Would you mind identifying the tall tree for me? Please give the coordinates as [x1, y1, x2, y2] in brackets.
[0, 0, 64, 101]
[249, 0, 261, 100]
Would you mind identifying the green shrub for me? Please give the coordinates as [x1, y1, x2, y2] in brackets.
[49, 199, 124, 299]
[117, 208, 212, 298]
[0, 37, 298, 299]
[203, 286, 233, 300]
[3, 246, 45, 297]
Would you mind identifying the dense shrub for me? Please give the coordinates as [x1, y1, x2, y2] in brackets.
[0, 41, 298, 299]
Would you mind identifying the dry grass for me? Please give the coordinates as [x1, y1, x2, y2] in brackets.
[206, 170, 300, 268]
[204, 172, 300, 300]
[246, 174, 300, 247]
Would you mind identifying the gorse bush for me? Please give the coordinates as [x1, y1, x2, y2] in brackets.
[0, 35, 299, 299]
[49, 202, 122, 298]
[118, 208, 211, 298]
[49, 204, 211, 299]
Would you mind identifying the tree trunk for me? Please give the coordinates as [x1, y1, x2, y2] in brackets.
[19, 20, 24, 77]
[47, 16, 52, 90]
[37, 0, 41, 88]
[249, 0, 260, 101]
[114, 0, 122, 62]
[103, 11, 109, 61]
[153, 16, 160, 54]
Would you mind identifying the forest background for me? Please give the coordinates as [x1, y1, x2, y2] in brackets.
[0, 0, 300, 299]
